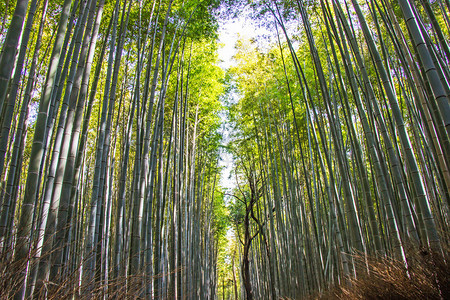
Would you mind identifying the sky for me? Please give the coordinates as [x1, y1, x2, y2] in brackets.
[217, 18, 245, 69]
[215, 8, 272, 191]
[216, 16, 243, 191]
[216, 13, 261, 191]
[217, 10, 272, 69]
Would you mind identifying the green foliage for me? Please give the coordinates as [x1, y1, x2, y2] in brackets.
[212, 187, 229, 239]
[228, 192, 244, 226]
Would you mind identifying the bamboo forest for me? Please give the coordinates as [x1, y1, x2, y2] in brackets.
[0, 0, 449, 298]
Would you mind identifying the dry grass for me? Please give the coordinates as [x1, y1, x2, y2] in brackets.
[0, 243, 155, 299]
[315, 248, 449, 300]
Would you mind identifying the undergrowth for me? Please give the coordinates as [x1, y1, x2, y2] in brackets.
[315, 247, 449, 300]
